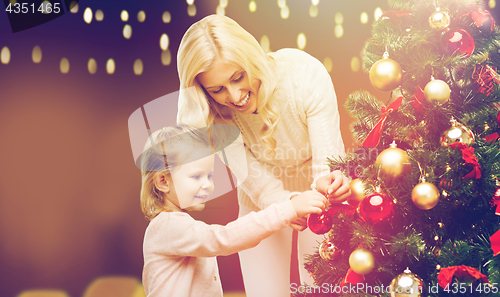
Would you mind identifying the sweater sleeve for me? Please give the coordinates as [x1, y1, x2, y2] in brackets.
[150, 200, 297, 257]
[300, 52, 345, 179]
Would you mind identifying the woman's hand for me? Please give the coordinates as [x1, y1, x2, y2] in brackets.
[315, 170, 351, 204]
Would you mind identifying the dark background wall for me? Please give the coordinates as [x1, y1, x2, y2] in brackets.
[0, 0, 497, 296]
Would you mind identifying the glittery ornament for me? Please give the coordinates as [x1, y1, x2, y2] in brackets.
[319, 238, 340, 263]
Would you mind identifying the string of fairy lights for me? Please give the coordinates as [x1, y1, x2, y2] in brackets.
[0, 0, 497, 75]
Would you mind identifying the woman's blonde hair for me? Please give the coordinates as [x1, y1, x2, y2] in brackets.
[139, 125, 212, 220]
[177, 14, 281, 155]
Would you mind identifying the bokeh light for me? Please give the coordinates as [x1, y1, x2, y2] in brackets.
[216, 5, 225, 15]
[312, 0, 319, 5]
[41, 1, 51, 14]
[121, 10, 129, 22]
[323, 57, 332, 73]
[134, 59, 143, 75]
[489, 0, 496, 8]
[69, 1, 78, 13]
[220, 0, 228, 8]
[60, 58, 69, 73]
[278, 0, 286, 8]
[360, 12, 368, 24]
[297, 33, 306, 50]
[249, 1, 257, 12]
[32, 45, 42, 63]
[123, 24, 132, 39]
[260, 35, 270, 53]
[88, 58, 97, 74]
[95, 9, 104, 21]
[374, 7, 383, 21]
[84, 7, 93, 24]
[335, 25, 343, 38]
[137, 10, 146, 22]
[187, 4, 197, 16]
[162, 11, 171, 23]
[351, 56, 360, 72]
[106, 59, 115, 74]
[309, 5, 318, 18]
[160, 34, 169, 51]
[187, 0, 194, 4]
[281, 6, 289, 19]
[335, 12, 343, 24]
[1, 46, 11, 64]
[161, 49, 172, 66]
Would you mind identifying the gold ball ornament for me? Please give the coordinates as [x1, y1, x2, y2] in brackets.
[375, 142, 411, 178]
[369, 53, 403, 92]
[429, 8, 450, 30]
[424, 77, 451, 105]
[440, 119, 475, 146]
[347, 178, 366, 207]
[348, 248, 375, 275]
[411, 180, 440, 210]
[389, 268, 424, 297]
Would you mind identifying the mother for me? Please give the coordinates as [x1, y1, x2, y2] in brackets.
[176, 14, 350, 296]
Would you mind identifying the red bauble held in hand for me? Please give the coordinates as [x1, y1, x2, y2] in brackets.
[358, 192, 395, 224]
[307, 211, 333, 234]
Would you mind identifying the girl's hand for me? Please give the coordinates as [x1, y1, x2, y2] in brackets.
[290, 190, 327, 218]
[290, 217, 307, 231]
[315, 170, 351, 204]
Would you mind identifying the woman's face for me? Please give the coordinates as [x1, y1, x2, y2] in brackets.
[197, 60, 260, 114]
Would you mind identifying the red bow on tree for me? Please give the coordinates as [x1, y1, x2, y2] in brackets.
[491, 229, 500, 256]
[483, 132, 500, 142]
[458, 5, 496, 31]
[472, 65, 500, 96]
[380, 10, 413, 25]
[340, 268, 365, 287]
[410, 86, 425, 112]
[362, 96, 404, 148]
[492, 187, 500, 216]
[437, 265, 489, 288]
[448, 143, 482, 179]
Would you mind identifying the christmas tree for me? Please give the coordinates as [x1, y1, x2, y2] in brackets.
[298, 0, 500, 296]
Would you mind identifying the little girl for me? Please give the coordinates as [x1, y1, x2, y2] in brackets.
[140, 125, 327, 297]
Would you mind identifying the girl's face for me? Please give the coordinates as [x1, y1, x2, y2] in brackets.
[168, 154, 215, 211]
[197, 60, 260, 115]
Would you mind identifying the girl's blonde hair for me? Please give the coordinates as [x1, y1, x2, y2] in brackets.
[139, 125, 212, 220]
[177, 14, 281, 155]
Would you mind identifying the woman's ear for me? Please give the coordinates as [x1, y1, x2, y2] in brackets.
[153, 172, 170, 194]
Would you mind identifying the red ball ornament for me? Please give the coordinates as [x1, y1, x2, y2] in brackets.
[308, 211, 333, 234]
[358, 192, 395, 224]
[442, 28, 475, 58]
